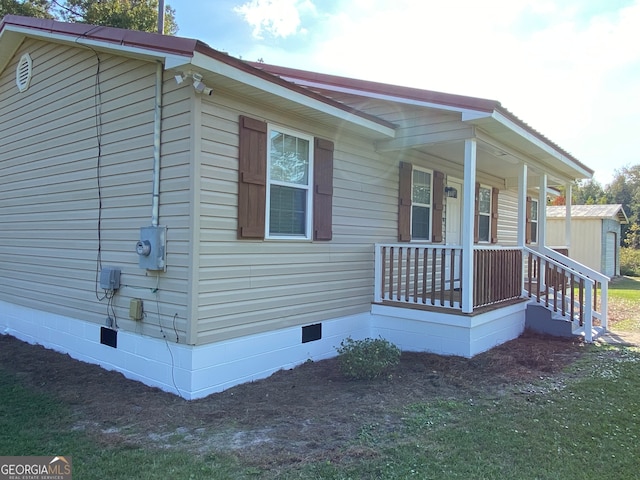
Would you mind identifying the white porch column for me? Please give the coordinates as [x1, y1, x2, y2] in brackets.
[538, 173, 547, 249]
[517, 164, 528, 248]
[461, 139, 477, 313]
[565, 182, 572, 253]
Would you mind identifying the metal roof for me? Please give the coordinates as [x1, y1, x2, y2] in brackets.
[547, 204, 629, 223]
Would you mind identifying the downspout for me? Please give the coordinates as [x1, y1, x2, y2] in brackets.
[152, 61, 162, 226]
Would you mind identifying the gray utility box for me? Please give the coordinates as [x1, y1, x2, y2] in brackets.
[136, 226, 167, 271]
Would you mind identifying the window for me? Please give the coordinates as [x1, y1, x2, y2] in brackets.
[478, 185, 491, 242]
[530, 199, 538, 244]
[237, 116, 333, 241]
[411, 168, 432, 240]
[266, 127, 313, 238]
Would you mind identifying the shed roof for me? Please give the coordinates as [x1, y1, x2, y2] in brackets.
[547, 204, 629, 224]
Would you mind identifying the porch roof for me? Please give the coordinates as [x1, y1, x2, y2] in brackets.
[248, 62, 594, 183]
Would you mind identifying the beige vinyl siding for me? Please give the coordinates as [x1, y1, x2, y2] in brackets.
[0, 40, 193, 341]
[497, 189, 519, 246]
[194, 93, 398, 344]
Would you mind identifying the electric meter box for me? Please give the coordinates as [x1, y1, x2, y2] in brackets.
[136, 226, 167, 271]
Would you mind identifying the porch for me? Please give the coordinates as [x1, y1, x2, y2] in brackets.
[374, 244, 608, 343]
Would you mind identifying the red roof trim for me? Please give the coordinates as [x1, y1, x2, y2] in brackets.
[0, 14, 198, 56]
[247, 62, 500, 112]
[248, 62, 592, 175]
[0, 15, 395, 131]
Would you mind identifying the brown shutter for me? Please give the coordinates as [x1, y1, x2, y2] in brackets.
[313, 138, 333, 240]
[398, 162, 412, 242]
[432, 171, 444, 242]
[473, 182, 480, 243]
[237, 115, 267, 239]
[491, 187, 499, 244]
[525, 196, 532, 244]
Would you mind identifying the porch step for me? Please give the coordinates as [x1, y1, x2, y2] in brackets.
[525, 304, 577, 338]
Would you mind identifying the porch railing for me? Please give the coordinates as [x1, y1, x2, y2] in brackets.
[374, 244, 522, 311]
[523, 246, 608, 342]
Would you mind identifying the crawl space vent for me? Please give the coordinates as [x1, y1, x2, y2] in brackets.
[16, 54, 33, 92]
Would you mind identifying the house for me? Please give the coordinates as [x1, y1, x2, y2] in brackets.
[547, 204, 629, 277]
[0, 15, 608, 399]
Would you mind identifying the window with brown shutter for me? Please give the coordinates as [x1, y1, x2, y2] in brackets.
[237, 116, 333, 241]
[313, 138, 334, 241]
[237, 115, 267, 239]
[474, 182, 480, 243]
[432, 171, 444, 242]
[398, 162, 412, 242]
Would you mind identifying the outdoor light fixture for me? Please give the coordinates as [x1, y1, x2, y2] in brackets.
[173, 71, 213, 95]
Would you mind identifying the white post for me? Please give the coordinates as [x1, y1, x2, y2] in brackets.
[461, 139, 477, 313]
[565, 182, 572, 253]
[517, 164, 528, 248]
[538, 173, 547, 249]
[585, 282, 593, 342]
[374, 243, 382, 302]
[518, 164, 528, 295]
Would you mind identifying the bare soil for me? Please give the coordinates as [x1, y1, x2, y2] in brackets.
[0, 330, 612, 470]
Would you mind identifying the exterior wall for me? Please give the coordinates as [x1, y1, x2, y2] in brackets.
[194, 92, 399, 345]
[0, 39, 193, 342]
[547, 218, 602, 273]
[497, 188, 519, 246]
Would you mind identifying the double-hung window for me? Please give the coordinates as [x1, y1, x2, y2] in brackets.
[411, 168, 433, 241]
[266, 126, 313, 239]
[478, 185, 492, 242]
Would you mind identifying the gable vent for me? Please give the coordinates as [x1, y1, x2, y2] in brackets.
[16, 54, 33, 92]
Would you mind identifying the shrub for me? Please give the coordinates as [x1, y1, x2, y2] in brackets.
[336, 337, 401, 380]
[620, 247, 640, 276]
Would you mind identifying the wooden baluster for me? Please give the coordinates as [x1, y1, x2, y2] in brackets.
[421, 248, 428, 304]
[389, 247, 394, 301]
[396, 247, 402, 302]
[431, 247, 437, 305]
[405, 248, 411, 302]
[579, 278, 584, 326]
[449, 249, 455, 306]
[413, 248, 419, 303]
[381, 246, 387, 300]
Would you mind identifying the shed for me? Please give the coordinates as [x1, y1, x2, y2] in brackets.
[546, 204, 629, 277]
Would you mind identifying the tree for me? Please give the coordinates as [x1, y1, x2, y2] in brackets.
[1, 0, 178, 35]
[0, 0, 53, 18]
[59, 0, 177, 34]
[573, 179, 607, 205]
[607, 165, 640, 247]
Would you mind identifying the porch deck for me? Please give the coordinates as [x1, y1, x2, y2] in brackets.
[374, 243, 609, 342]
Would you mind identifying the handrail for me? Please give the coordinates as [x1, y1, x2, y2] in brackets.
[523, 246, 602, 341]
[538, 246, 610, 284]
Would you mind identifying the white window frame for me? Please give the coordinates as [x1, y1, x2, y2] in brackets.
[410, 166, 433, 242]
[478, 184, 492, 243]
[530, 199, 539, 244]
[265, 124, 314, 240]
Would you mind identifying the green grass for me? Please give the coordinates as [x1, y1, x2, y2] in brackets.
[608, 276, 640, 332]
[0, 371, 255, 479]
[3, 345, 640, 479]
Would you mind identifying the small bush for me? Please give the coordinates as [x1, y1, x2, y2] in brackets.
[336, 337, 401, 380]
[620, 247, 640, 276]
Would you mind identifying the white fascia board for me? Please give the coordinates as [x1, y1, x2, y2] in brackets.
[3, 25, 190, 68]
[191, 52, 395, 138]
[277, 76, 491, 120]
[491, 110, 592, 179]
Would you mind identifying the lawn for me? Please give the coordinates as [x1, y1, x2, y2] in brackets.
[1, 281, 639, 479]
[608, 276, 640, 332]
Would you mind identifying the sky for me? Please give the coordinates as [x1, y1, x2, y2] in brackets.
[166, 0, 640, 186]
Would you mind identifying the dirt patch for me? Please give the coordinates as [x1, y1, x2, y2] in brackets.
[0, 330, 601, 468]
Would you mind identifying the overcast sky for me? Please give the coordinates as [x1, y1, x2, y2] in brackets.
[167, 0, 640, 186]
